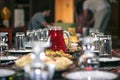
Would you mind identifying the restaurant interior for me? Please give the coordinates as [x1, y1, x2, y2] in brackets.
[0, 0, 120, 80]
[0, 0, 119, 48]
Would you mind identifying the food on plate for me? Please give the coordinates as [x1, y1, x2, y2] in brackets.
[64, 36, 79, 45]
[67, 45, 82, 52]
[70, 36, 79, 43]
[45, 57, 73, 71]
[15, 50, 73, 71]
[45, 49, 73, 59]
[15, 53, 32, 68]
[68, 27, 76, 36]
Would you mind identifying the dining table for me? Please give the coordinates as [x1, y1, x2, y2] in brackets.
[0, 48, 120, 80]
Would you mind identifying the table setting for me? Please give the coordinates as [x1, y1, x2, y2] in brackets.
[0, 26, 120, 80]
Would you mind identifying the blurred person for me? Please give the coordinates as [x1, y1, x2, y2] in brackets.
[28, 7, 51, 30]
[75, 0, 94, 34]
[82, 0, 111, 33]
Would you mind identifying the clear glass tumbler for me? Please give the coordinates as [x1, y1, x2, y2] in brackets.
[99, 35, 112, 58]
[0, 32, 8, 56]
[15, 32, 25, 50]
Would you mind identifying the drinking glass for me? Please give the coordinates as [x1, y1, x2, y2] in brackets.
[24, 35, 54, 80]
[15, 32, 25, 50]
[79, 50, 99, 71]
[92, 32, 104, 56]
[25, 29, 49, 49]
[25, 30, 34, 48]
[36, 28, 49, 41]
[82, 37, 95, 52]
[79, 37, 99, 71]
[99, 35, 112, 58]
[0, 32, 8, 56]
[82, 27, 89, 37]
[88, 28, 104, 56]
[0, 32, 8, 44]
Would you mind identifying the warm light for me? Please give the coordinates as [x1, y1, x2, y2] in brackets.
[55, 0, 74, 23]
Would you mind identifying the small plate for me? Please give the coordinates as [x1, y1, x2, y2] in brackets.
[62, 71, 118, 80]
[92, 50, 99, 53]
[0, 56, 18, 61]
[0, 69, 15, 77]
[25, 42, 32, 48]
[99, 57, 120, 62]
[7, 49, 32, 53]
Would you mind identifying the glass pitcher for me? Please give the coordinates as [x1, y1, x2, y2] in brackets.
[48, 26, 70, 52]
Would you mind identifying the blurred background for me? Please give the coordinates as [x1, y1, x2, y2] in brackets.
[0, 0, 119, 48]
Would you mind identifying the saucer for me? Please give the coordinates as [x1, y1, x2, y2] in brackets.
[0, 56, 18, 61]
[0, 69, 15, 77]
[99, 57, 120, 62]
[7, 49, 32, 54]
[99, 57, 120, 67]
[62, 71, 118, 80]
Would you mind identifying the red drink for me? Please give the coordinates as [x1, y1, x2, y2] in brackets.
[49, 29, 66, 52]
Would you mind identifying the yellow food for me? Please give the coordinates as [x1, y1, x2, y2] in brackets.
[67, 45, 82, 52]
[70, 36, 79, 43]
[64, 36, 79, 44]
[15, 50, 73, 71]
[68, 27, 76, 36]
[45, 57, 73, 71]
[15, 53, 32, 68]
[45, 50, 73, 59]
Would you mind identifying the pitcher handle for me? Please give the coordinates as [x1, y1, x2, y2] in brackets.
[64, 31, 71, 48]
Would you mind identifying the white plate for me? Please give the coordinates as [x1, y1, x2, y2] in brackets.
[62, 71, 118, 80]
[0, 69, 15, 77]
[92, 50, 99, 53]
[7, 49, 32, 53]
[0, 56, 18, 61]
[99, 57, 120, 62]
[25, 42, 32, 48]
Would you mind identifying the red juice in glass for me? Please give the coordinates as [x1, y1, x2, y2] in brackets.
[49, 27, 66, 52]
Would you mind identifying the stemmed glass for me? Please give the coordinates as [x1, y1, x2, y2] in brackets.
[79, 37, 99, 71]
[24, 28, 55, 80]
